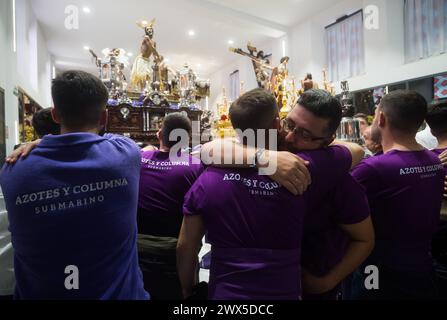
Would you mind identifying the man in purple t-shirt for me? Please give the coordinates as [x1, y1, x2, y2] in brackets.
[197, 89, 373, 300]
[351, 90, 445, 299]
[426, 100, 447, 296]
[281, 90, 373, 300]
[0, 71, 148, 300]
[177, 89, 374, 300]
[137, 113, 203, 300]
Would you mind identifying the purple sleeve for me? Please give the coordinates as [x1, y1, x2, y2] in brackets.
[183, 178, 206, 216]
[333, 174, 370, 225]
[140, 150, 156, 158]
[195, 163, 205, 178]
[351, 160, 381, 203]
[330, 145, 352, 173]
[301, 145, 352, 179]
[301, 145, 353, 201]
[189, 156, 205, 178]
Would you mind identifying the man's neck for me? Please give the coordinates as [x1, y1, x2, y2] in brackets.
[158, 140, 170, 153]
[373, 147, 383, 155]
[381, 130, 424, 153]
[60, 127, 99, 135]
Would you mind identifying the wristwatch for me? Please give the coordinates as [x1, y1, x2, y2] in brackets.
[251, 148, 266, 168]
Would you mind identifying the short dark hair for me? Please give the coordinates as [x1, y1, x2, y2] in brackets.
[426, 99, 447, 136]
[161, 113, 192, 148]
[297, 89, 342, 135]
[52, 70, 109, 130]
[380, 90, 427, 134]
[32, 108, 60, 138]
[229, 88, 278, 132]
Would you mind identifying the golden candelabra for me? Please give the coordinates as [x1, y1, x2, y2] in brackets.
[213, 88, 236, 138]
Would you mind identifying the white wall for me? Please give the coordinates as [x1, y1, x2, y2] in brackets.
[16, 0, 53, 108]
[0, 0, 19, 153]
[0, 0, 53, 154]
[208, 0, 447, 112]
[297, 0, 447, 92]
[208, 55, 258, 110]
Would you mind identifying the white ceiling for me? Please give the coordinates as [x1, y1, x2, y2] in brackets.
[31, 0, 341, 77]
[208, 0, 340, 27]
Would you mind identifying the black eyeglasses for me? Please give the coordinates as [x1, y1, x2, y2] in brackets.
[281, 118, 328, 142]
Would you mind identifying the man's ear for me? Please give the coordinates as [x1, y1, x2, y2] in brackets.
[272, 117, 281, 131]
[51, 108, 61, 124]
[156, 129, 162, 141]
[99, 109, 108, 128]
[378, 111, 386, 128]
[374, 142, 382, 150]
[323, 134, 336, 147]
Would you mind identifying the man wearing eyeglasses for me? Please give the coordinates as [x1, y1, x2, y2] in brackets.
[177, 89, 373, 300]
[281, 90, 373, 300]
[195, 89, 374, 300]
[281, 117, 335, 147]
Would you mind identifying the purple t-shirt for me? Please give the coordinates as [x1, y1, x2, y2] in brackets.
[302, 174, 370, 277]
[352, 149, 444, 273]
[0, 133, 148, 300]
[183, 145, 352, 300]
[138, 150, 203, 237]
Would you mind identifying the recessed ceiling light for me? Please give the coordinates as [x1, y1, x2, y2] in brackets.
[82, 7, 91, 14]
[164, 58, 170, 63]
[83, 46, 90, 51]
[228, 40, 234, 45]
[188, 30, 195, 37]
[127, 52, 133, 57]
[197, 64, 202, 68]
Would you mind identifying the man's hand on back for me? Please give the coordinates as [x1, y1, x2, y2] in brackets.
[440, 150, 447, 167]
[263, 151, 311, 196]
[5, 139, 41, 164]
[142, 145, 158, 152]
